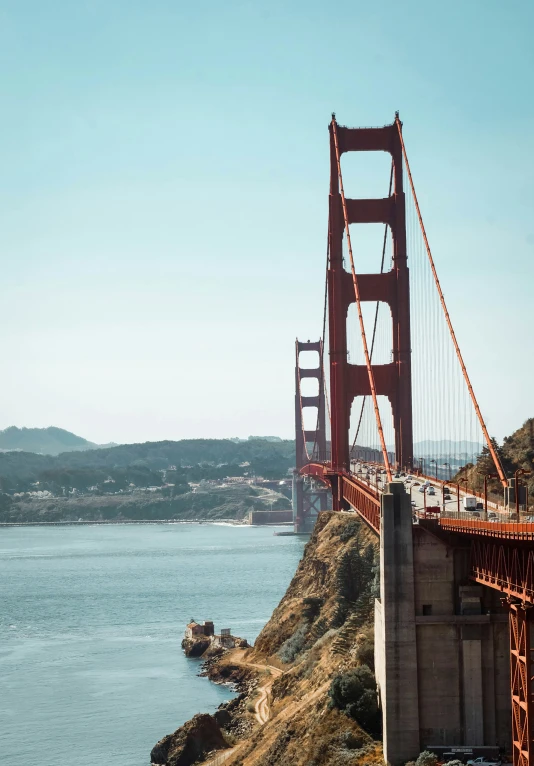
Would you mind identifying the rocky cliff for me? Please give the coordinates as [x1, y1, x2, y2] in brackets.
[151, 511, 383, 766]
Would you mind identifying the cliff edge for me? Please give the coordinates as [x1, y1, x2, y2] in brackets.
[151, 511, 383, 766]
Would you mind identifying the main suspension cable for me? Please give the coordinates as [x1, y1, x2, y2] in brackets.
[395, 116, 507, 487]
[322, 241, 332, 430]
[314, 235, 331, 462]
[332, 118, 393, 482]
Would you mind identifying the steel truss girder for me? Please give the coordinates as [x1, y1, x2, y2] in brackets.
[471, 540, 534, 603]
[510, 604, 534, 766]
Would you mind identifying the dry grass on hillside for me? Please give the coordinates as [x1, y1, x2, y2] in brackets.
[219, 512, 383, 766]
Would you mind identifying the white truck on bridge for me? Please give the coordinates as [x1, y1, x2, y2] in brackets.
[463, 496, 477, 511]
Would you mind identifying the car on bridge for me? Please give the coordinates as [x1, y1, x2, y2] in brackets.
[466, 757, 502, 766]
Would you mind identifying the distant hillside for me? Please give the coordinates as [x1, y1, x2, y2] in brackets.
[454, 418, 534, 500]
[0, 437, 296, 494]
[0, 437, 296, 523]
[0, 426, 115, 456]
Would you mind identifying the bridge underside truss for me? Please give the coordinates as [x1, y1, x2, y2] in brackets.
[510, 604, 534, 766]
[471, 540, 534, 603]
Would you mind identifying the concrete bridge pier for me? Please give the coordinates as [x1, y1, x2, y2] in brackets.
[375, 481, 421, 765]
[374, 482, 511, 766]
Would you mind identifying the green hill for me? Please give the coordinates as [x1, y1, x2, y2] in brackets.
[0, 437, 295, 494]
[0, 437, 296, 523]
[0, 426, 110, 456]
[454, 418, 534, 500]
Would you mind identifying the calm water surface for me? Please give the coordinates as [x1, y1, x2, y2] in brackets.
[0, 523, 304, 766]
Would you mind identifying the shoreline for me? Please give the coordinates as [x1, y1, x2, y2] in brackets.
[0, 518, 248, 528]
[0, 519, 294, 528]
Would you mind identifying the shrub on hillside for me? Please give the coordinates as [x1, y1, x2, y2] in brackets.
[416, 751, 438, 766]
[302, 596, 324, 621]
[339, 519, 361, 542]
[328, 665, 381, 735]
[277, 623, 308, 664]
[355, 635, 375, 670]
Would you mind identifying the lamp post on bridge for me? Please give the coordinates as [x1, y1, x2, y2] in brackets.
[409, 482, 416, 517]
[481, 472, 497, 514]
[456, 477, 469, 518]
[429, 458, 437, 479]
[515, 469, 531, 518]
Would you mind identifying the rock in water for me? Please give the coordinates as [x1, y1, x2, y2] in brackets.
[181, 637, 211, 657]
[150, 713, 228, 765]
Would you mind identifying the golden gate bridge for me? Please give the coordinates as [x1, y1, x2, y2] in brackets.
[293, 114, 533, 766]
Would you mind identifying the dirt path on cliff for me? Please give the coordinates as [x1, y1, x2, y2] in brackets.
[207, 678, 331, 766]
[203, 655, 283, 765]
[229, 652, 283, 725]
[249, 662, 282, 725]
[204, 652, 330, 766]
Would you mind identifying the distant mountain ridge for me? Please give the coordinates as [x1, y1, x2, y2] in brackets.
[0, 426, 116, 456]
[413, 439, 484, 456]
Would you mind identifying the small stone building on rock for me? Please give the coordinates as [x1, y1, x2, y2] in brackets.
[184, 620, 214, 640]
[182, 620, 248, 657]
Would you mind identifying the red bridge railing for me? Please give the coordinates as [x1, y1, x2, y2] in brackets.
[340, 474, 381, 534]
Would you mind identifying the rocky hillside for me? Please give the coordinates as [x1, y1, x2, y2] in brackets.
[151, 512, 383, 766]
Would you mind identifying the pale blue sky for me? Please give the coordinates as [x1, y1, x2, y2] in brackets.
[0, 0, 532, 444]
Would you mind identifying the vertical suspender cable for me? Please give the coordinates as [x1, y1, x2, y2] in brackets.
[395, 117, 507, 488]
[331, 119, 393, 482]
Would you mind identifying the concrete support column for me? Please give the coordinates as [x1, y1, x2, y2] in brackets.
[375, 481, 420, 765]
[462, 637, 484, 744]
[292, 473, 304, 533]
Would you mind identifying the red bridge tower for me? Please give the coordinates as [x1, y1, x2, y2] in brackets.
[328, 115, 413, 484]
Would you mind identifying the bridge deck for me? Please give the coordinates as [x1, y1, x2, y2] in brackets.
[301, 462, 534, 542]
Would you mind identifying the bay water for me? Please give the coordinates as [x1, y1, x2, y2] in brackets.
[0, 523, 305, 766]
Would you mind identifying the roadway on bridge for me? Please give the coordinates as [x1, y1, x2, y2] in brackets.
[350, 462, 515, 522]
